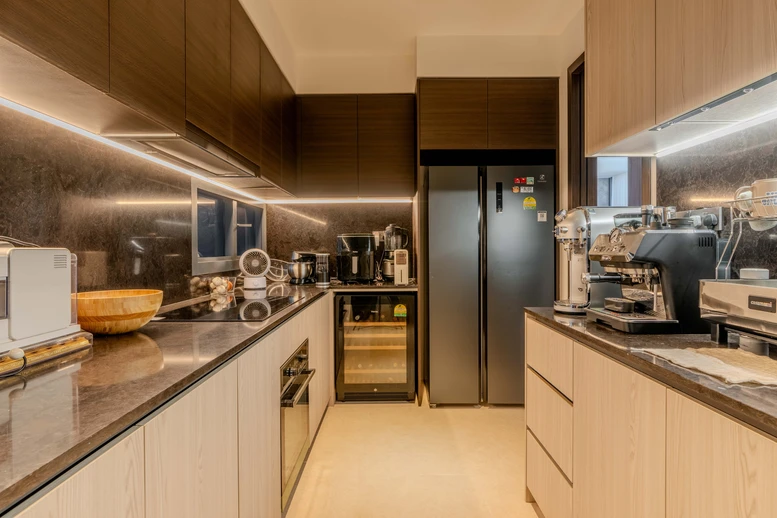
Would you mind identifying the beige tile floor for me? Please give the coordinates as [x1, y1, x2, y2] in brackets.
[286, 396, 539, 518]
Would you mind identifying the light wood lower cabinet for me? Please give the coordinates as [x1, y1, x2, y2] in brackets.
[238, 294, 333, 518]
[13, 297, 334, 518]
[144, 362, 239, 518]
[526, 432, 572, 518]
[573, 343, 666, 518]
[526, 368, 573, 480]
[525, 317, 574, 400]
[15, 429, 144, 518]
[666, 390, 777, 518]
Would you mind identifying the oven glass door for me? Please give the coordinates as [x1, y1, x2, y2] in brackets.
[281, 371, 313, 511]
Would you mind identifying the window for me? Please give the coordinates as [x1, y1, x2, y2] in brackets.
[197, 191, 228, 258]
[191, 180, 265, 275]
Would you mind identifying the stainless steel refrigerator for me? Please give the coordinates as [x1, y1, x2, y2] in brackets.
[428, 165, 555, 405]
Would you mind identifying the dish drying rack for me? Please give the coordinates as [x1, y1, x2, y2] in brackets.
[716, 193, 777, 280]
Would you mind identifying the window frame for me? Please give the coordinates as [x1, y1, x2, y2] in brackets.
[190, 179, 266, 275]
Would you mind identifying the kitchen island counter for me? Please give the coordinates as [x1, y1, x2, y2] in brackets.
[0, 285, 328, 515]
[526, 307, 777, 440]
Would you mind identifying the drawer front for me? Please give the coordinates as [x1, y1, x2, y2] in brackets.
[525, 318, 574, 399]
[526, 368, 573, 479]
[527, 432, 573, 518]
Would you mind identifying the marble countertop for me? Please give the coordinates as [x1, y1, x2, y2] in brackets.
[0, 286, 328, 514]
[526, 307, 777, 439]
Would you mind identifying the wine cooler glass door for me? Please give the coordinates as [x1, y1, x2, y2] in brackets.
[336, 294, 416, 401]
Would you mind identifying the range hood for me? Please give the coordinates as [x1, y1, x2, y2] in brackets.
[107, 123, 271, 184]
[593, 72, 777, 157]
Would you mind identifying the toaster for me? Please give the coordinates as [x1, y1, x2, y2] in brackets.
[0, 244, 82, 354]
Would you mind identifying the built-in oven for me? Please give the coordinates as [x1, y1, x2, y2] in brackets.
[280, 339, 315, 512]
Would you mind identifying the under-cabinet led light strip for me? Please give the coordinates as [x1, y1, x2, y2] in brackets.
[265, 198, 413, 204]
[0, 97, 269, 203]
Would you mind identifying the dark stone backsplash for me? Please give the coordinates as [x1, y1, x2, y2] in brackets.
[0, 105, 193, 303]
[657, 118, 777, 278]
[266, 204, 413, 279]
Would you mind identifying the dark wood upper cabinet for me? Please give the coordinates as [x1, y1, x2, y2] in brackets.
[109, 0, 186, 134]
[298, 95, 358, 197]
[357, 94, 416, 197]
[230, 0, 262, 165]
[0, 0, 109, 91]
[488, 78, 558, 149]
[260, 42, 283, 187]
[281, 75, 298, 194]
[418, 79, 488, 150]
[186, 0, 232, 146]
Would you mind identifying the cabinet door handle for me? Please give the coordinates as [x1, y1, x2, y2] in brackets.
[281, 369, 316, 407]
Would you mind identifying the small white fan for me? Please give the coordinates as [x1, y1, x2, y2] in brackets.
[239, 248, 271, 289]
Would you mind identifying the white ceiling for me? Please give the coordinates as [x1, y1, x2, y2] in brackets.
[269, 0, 584, 57]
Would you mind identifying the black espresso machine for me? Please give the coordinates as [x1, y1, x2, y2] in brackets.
[336, 234, 375, 283]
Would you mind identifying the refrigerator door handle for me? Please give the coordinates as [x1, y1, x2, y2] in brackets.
[496, 182, 503, 213]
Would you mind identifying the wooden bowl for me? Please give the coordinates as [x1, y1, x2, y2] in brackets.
[77, 290, 163, 335]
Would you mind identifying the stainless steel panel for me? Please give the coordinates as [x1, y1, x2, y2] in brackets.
[428, 166, 481, 405]
[486, 166, 555, 404]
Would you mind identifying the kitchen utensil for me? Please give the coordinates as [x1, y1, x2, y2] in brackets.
[741, 268, 770, 280]
[336, 234, 375, 283]
[287, 261, 314, 280]
[394, 249, 409, 286]
[315, 253, 330, 288]
[289, 251, 317, 285]
[736, 178, 777, 217]
[77, 289, 163, 335]
[0, 245, 84, 353]
[384, 224, 409, 251]
[239, 248, 271, 289]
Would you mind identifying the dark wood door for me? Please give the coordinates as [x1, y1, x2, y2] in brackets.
[298, 95, 358, 197]
[418, 79, 487, 150]
[260, 42, 283, 186]
[281, 75, 298, 194]
[357, 94, 416, 197]
[230, 0, 261, 165]
[488, 78, 558, 149]
[186, 0, 232, 146]
[0, 0, 109, 91]
[110, 0, 186, 134]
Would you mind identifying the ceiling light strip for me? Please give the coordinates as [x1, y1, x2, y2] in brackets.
[266, 198, 413, 205]
[0, 97, 267, 204]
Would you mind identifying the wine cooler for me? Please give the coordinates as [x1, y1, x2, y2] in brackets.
[335, 293, 416, 401]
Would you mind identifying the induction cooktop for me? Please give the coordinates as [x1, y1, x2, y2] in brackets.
[156, 293, 305, 322]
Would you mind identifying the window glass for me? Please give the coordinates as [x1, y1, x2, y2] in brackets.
[197, 190, 228, 258]
[595, 157, 629, 206]
[236, 203, 262, 255]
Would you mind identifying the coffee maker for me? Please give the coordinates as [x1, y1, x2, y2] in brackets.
[553, 207, 641, 314]
[336, 234, 375, 283]
[382, 224, 409, 281]
[584, 207, 719, 333]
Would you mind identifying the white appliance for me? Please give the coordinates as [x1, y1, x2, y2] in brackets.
[393, 249, 409, 286]
[239, 248, 271, 290]
[0, 245, 81, 355]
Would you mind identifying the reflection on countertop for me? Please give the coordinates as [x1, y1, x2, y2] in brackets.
[526, 307, 777, 440]
[0, 285, 328, 514]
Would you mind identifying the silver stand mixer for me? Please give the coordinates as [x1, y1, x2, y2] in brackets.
[553, 207, 642, 314]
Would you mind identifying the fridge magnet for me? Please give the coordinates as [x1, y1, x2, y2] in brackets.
[538, 174, 547, 183]
[527, 177, 535, 185]
[523, 197, 537, 210]
[537, 211, 548, 222]
[394, 304, 407, 318]
[520, 186, 534, 193]
[514, 177, 527, 184]
[512, 186, 521, 193]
